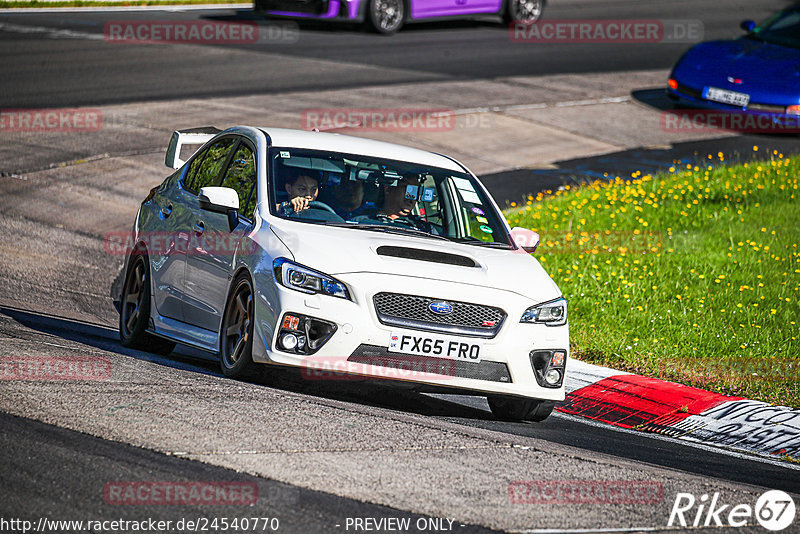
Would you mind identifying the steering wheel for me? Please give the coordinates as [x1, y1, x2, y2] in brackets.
[307, 201, 338, 215]
[286, 200, 338, 216]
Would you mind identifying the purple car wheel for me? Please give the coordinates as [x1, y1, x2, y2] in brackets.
[367, 0, 405, 34]
[504, 0, 544, 24]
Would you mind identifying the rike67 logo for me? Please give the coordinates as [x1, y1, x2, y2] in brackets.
[669, 490, 796, 531]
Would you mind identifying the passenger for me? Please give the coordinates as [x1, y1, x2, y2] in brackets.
[278, 169, 320, 214]
[355, 175, 432, 232]
[331, 179, 365, 220]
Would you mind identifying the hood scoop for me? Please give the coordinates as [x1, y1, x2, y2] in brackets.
[376, 245, 479, 268]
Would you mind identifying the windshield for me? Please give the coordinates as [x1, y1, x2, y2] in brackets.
[268, 147, 512, 247]
[749, 7, 800, 49]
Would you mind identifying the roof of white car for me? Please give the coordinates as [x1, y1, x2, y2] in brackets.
[258, 127, 466, 173]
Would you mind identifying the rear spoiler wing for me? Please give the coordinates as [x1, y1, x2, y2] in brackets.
[165, 126, 222, 169]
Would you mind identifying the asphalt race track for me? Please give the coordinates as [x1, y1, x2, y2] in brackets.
[1, 0, 799, 532]
[0, 0, 791, 108]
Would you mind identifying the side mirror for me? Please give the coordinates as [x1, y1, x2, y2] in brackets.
[199, 187, 240, 231]
[740, 20, 756, 32]
[510, 227, 539, 253]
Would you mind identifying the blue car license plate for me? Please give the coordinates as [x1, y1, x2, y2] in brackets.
[704, 86, 750, 107]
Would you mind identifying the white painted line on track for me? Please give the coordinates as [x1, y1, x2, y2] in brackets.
[512, 527, 724, 533]
[552, 411, 800, 472]
[452, 96, 632, 116]
[426, 390, 800, 469]
[0, 21, 104, 39]
[514, 528, 674, 533]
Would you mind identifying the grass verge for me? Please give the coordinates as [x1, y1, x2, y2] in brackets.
[505, 148, 799, 408]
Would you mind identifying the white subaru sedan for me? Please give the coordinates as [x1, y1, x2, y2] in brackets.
[118, 126, 568, 421]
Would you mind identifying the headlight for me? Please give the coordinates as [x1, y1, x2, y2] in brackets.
[273, 258, 351, 300]
[520, 297, 567, 326]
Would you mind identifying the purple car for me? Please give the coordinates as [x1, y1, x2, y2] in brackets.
[255, 0, 544, 34]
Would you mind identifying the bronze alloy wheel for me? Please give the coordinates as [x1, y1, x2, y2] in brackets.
[220, 274, 258, 379]
[119, 254, 175, 355]
[120, 257, 147, 340]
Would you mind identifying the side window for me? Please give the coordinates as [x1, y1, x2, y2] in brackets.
[220, 143, 257, 219]
[185, 137, 236, 193]
[183, 149, 207, 192]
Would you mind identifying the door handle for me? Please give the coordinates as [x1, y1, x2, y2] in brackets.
[160, 204, 173, 218]
[193, 221, 205, 235]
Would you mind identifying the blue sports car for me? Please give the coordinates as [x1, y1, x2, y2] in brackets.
[667, 3, 800, 124]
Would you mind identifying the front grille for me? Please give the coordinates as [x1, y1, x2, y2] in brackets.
[373, 292, 506, 338]
[674, 81, 702, 99]
[673, 82, 787, 113]
[349, 344, 512, 383]
[748, 102, 787, 113]
[257, 0, 326, 14]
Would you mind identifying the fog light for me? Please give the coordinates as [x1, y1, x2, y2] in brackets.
[787, 105, 800, 115]
[277, 313, 338, 354]
[551, 350, 565, 367]
[280, 333, 298, 350]
[545, 368, 561, 386]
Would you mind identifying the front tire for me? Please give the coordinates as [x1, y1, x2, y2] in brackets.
[488, 396, 555, 422]
[119, 254, 175, 355]
[365, 0, 405, 34]
[219, 273, 259, 380]
[503, 0, 544, 24]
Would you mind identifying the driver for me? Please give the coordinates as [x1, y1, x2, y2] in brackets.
[278, 169, 320, 214]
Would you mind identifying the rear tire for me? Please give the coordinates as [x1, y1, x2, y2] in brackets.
[119, 254, 176, 355]
[488, 396, 555, 422]
[365, 0, 405, 34]
[219, 273, 259, 380]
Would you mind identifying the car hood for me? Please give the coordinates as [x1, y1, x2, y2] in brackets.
[269, 222, 561, 303]
[672, 38, 800, 105]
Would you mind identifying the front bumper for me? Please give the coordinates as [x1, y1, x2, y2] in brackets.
[667, 84, 800, 127]
[252, 272, 568, 401]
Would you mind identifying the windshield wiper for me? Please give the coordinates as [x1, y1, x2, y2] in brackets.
[452, 236, 513, 249]
[325, 222, 450, 241]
